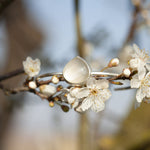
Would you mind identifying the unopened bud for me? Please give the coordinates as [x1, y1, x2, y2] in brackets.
[28, 81, 37, 89]
[52, 75, 59, 84]
[49, 101, 54, 107]
[108, 58, 119, 67]
[57, 85, 63, 92]
[123, 68, 131, 77]
[54, 96, 60, 101]
[39, 84, 56, 96]
[61, 105, 69, 112]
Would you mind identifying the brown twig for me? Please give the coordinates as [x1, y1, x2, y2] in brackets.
[115, 86, 131, 91]
[0, 68, 24, 82]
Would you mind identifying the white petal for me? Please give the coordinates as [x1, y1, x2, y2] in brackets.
[72, 100, 79, 108]
[86, 77, 96, 88]
[129, 58, 139, 69]
[99, 89, 111, 101]
[67, 94, 76, 104]
[76, 88, 90, 99]
[130, 76, 141, 88]
[75, 105, 83, 112]
[138, 62, 146, 80]
[91, 99, 105, 112]
[95, 79, 109, 89]
[81, 96, 93, 111]
[70, 87, 80, 97]
[145, 72, 150, 82]
[145, 87, 150, 97]
[136, 88, 145, 103]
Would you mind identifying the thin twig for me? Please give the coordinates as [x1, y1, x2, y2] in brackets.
[115, 86, 131, 91]
[0, 68, 24, 82]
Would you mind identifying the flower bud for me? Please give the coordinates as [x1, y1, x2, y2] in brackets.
[28, 81, 37, 89]
[39, 84, 56, 96]
[49, 101, 54, 107]
[57, 85, 63, 92]
[61, 105, 69, 112]
[108, 58, 119, 67]
[123, 68, 131, 77]
[51, 75, 59, 84]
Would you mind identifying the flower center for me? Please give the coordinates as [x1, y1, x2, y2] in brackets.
[29, 67, 35, 72]
[90, 89, 98, 96]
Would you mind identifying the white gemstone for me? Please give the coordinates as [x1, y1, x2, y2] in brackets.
[63, 56, 91, 84]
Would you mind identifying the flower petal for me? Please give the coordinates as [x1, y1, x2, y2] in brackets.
[129, 58, 139, 69]
[81, 96, 93, 111]
[70, 87, 80, 97]
[99, 89, 111, 102]
[96, 79, 109, 89]
[138, 62, 146, 80]
[72, 100, 79, 108]
[67, 94, 76, 104]
[130, 75, 141, 88]
[91, 99, 105, 112]
[86, 77, 96, 88]
[76, 88, 90, 99]
[136, 88, 145, 103]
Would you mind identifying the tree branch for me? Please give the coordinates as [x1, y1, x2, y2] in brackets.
[0, 0, 15, 15]
[0, 68, 24, 82]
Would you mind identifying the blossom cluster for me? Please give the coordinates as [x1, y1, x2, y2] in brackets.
[129, 44, 150, 107]
[22, 44, 150, 113]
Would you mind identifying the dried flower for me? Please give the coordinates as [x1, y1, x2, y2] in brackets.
[23, 57, 41, 77]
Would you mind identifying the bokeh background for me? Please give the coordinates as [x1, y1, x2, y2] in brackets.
[0, 0, 150, 150]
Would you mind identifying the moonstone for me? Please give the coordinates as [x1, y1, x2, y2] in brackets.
[63, 56, 91, 84]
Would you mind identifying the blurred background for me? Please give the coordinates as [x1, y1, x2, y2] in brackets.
[0, 0, 150, 150]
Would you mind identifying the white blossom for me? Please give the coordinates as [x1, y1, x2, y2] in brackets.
[131, 72, 150, 103]
[129, 44, 150, 80]
[67, 77, 111, 112]
[39, 85, 56, 96]
[23, 57, 41, 77]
